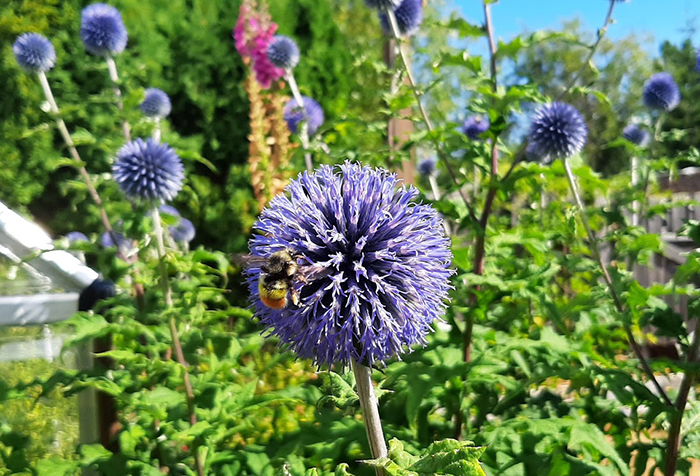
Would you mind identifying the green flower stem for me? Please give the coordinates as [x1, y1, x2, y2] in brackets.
[386, 8, 478, 223]
[284, 69, 313, 172]
[561, 157, 673, 408]
[558, 0, 617, 98]
[152, 208, 205, 476]
[428, 175, 452, 235]
[105, 55, 132, 142]
[665, 327, 700, 475]
[351, 359, 388, 476]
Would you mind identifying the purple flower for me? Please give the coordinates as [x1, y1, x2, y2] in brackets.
[364, 0, 403, 10]
[284, 96, 324, 137]
[622, 124, 650, 147]
[379, 0, 423, 36]
[170, 218, 196, 243]
[529, 102, 588, 161]
[81, 3, 128, 56]
[13, 33, 56, 73]
[643, 73, 680, 111]
[417, 157, 437, 177]
[267, 35, 300, 69]
[246, 162, 453, 367]
[65, 231, 89, 243]
[112, 138, 184, 202]
[159, 204, 181, 219]
[461, 115, 490, 140]
[100, 230, 131, 252]
[140, 88, 172, 118]
[696, 48, 700, 73]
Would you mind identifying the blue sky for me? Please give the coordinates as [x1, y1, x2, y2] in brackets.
[451, 0, 700, 55]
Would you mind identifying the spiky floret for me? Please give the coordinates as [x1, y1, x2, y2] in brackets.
[246, 162, 453, 367]
[284, 96, 324, 137]
[267, 35, 300, 69]
[140, 88, 172, 118]
[80, 3, 128, 56]
[622, 124, 650, 147]
[13, 33, 56, 72]
[417, 157, 437, 177]
[112, 138, 183, 202]
[461, 115, 490, 140]
[642, 73, 681, 111]
[379, 0, 423, 36]
[528, 102, 588, 161]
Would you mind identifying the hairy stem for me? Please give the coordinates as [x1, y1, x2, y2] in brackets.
[153, 117, 161, 143]
[386, 9, 477, 223]
[562, 158, 673, 407]
[105, 55, 132, 142]
[351, 359, 388, 476]
[152, 208, 204, 476]
[285, 70, 313, 172]
[558, 0, 617, 98]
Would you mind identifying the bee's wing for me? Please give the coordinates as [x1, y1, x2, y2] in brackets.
[231, 253, 269, 269]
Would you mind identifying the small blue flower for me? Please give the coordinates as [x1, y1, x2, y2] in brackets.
[100, 230, 131, 251]
[140, 88, 172, 118]
[622, 124, 650, 147]
[159, 204, 180, 219]
[461, 115, 490, 140]
[267, 35, 300, 69]
[170, 217, 195, 243]
[379, 0, 423, 36]
[246, 162, 453, 367]
[284, 96, 325, 137]
[65, 231, 89, 243]
[112, 138, 184, 202]
[364, 0, 403, 10]
[643, 73, 680, 111]
[417, 157, 437, 177]
[529, 102, 588, 161]
[81, 3, 128, 56]
[13, 33, 56, 73]
[695, 48, 700, 73]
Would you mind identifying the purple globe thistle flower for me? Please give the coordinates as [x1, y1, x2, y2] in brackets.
[159, 204, 181, 219]
[696, 48, 700, 73]
[622, 124, 650, 147]
[65, 231, 89, 243]
[528, 102, 588, 161]
[246, 162, 453, 367]
[80, 3, 128, 56]
[140, 88, 172, 118]
[170, 217, 196, 243]
[379, 0, 423, 36]
[364, 0, 402, 10]
[643, 73, 680, 111]
[100, 230, 131, 251]
[112, 138, 184, 203]
[417, 157, 437, 177]
[267, 35, 300, 69]
[13, 33, 56, 73]
[461, 115, 490, 140]
[284, 96, 324, 137]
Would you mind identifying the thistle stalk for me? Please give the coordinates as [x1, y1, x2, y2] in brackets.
[351, 359, 388, 476]
[285, 69, 313, 172]
[105, 55, 132, 142]
[561, 157, 673, 408]
[151, 208, 204, 476]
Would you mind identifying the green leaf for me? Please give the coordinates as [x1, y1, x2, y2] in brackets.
[79, 444, 112, 466]
[35, 457, 79, 476]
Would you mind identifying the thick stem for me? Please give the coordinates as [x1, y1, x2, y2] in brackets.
[285, 70, 313, 172]
[386, 9, 477, 223]
[558, 0, 616, 98]
[153, 117, 161, 143]
[351, 359, 388, 476]
[665, 324, 700, 475]
[562, 158, 673, 407]
[105, 56, 132, 142]
[152, 208, 204, 476]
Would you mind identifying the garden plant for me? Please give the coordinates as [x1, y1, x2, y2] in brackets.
[1, 0, 700, 475]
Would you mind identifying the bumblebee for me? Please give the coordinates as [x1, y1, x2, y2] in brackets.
[238, 249, 305, 309]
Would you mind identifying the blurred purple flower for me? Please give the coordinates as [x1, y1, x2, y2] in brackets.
[379, 0, 423, 36]
[267, 35, 300, 69]
[622, 124, 650, 147]
[140, 88, 172, 118]
[529, 102, 587, 161]
[461, 115, 490, 140]
[13, 33, 56, 73]
[284, 96, 324, 137]
[80, 3, 128, 56]
[643, 73, 680, 111]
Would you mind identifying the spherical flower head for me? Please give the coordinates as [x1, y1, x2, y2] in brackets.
[364, 0, 403, 10]
[696, 48, 700, 73]
[112, 138, 184, 203]
[643, 73, 680, 111]
[379, 0, 423, 36]
[267, 35, 300, 69]
[13, 33, 56, 73]
[140, 88, 172, 118]
[170, 217, 196, 243]
[65, 231, 88, 243]
[159, 204, 181, 218]
[81, 3, 128, 56]
[461, 115, 490, 140]
[284, 96, 324, 137]
[246, 162, 453, 367]
[528, 102, 588, 161]
[417, 157, 437, 177]
[100, 230, 131, 252]
[622, 124, 650, 147]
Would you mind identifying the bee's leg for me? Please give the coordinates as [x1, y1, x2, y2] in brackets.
[290, 287, 300, 306]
